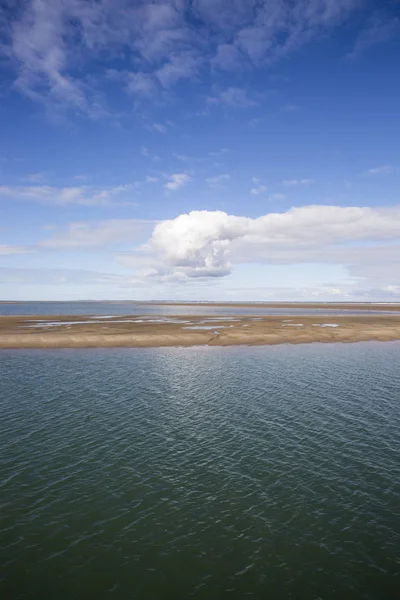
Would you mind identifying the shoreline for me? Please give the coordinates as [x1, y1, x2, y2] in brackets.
[1, 314, 400, 349]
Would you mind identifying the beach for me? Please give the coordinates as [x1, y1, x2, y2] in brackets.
[1, 313, 400, 348]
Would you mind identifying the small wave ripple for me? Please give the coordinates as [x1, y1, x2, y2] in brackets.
[1, 343, 400, 599]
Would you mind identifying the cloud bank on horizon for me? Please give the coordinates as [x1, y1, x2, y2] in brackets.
[0, 0, 399, 301]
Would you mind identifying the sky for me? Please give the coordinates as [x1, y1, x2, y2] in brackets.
[0, 0, 399, 302]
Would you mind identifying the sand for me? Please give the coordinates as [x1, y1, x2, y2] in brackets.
[1, 314, 400, 349]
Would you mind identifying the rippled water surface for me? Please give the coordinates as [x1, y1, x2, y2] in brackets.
[1, 344, 400, 599]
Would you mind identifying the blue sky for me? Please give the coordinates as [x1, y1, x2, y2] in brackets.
[0, 0, 399, 301]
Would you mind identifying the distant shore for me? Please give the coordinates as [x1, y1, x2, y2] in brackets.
[1, 314, 400, 349]
[1, 301, 400, 311]
[142, 302, 400, 312]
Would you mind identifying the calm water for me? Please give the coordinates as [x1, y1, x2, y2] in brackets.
[1, 301, 399, 317]
[1, 343, 400, 599]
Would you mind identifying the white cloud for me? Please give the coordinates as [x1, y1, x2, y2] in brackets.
[126, 72, 158, 98]
[152, 122, 167, 134]
[0, 184, 135, 206]
[218, 282, 400, 302]
[209, 148, 230, 157]
[143, 205, 400, 281]
[206, 174, 230, 188]
[365, 165, 393, 176]
[0, 266, 145, 289]
[156, 51, 202, 88]
[0, 245, 34, 255]
[268, 193, 287, 201]
[212, 43, 243, 70]
[1, 0, 365, 115]
[25, 204, 400, 299]
[283, 179, 314, 186]
[283, 103, 300, 112]
[141, 146, 159, 161]
[251, 185, 267, 195]
[173, 153, 191, 162]
[208, 87, 257, 108]
[26, 172, 46, 183]
[145, 176, 159, 183]
[200, 0, 362, 70]
[164, 173, 190, 191]
[40, 219, 155, 249]
[349, 17, 400, 59]
[236, 25, 272, 62]
[9, 0, 86, 114]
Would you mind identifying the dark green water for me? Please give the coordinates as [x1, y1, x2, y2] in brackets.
[1, 343, 399, 599]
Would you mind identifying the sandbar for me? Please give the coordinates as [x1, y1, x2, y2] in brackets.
[1, 314, 400, 349]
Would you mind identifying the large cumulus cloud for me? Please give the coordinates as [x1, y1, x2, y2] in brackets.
[146, 205, 400, 279]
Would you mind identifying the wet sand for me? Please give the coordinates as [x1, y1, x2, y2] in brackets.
[1, 314, 400, 348]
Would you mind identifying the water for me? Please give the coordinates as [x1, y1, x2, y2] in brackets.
[1, 301, 399, 317]
[1, 343, 399, 599]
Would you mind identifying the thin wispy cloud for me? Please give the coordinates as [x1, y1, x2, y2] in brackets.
[206, 174, 230, 188]
[0, 266, 146, 288]
[122, 72, 158, 98]
[209, 149, 230, 158]
[0, 244, 34, 255]
[155, 51, 202, 89]
[365, 165, 393, 176]
[164, 173, 191, 191]
[25, 172, 46, 183]
[207, 87, 258, 109]
[141, 147, 159, 161]
[40, 219, 155, 249]
[283, 103, 300, 112]
[349, 17, 400, 59]
[173, 153, 191, 162]
[0, 185, 135, 207]
[151, 123, 168, 134]
[251, 185, 267, 195]
[0, 0, 364, 116]
[269, 193, 287, 201]
[283, 179, 314, 186]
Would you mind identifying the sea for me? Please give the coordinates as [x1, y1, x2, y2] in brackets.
[1, 300, 400, 317]
[1, 338, 399, 599]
